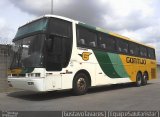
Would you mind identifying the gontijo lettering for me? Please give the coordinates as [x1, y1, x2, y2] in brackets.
[126, 57, 146, 64]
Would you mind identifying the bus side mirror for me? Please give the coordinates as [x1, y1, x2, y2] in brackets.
[46, 38, 52, 51]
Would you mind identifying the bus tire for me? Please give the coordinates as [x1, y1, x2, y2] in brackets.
[135, 72, 142, 87]
[142, 72, 148, 85]
[73, 73, 89, 95]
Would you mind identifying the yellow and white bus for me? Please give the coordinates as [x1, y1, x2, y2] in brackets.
[8, 15, 157, 95]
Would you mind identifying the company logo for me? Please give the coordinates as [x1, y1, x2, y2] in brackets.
[126, 57, 146, 65]
[79, 52, 92, 61]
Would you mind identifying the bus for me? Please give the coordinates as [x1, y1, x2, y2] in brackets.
[8, 15, 157, 95]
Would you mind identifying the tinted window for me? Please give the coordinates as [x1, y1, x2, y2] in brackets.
[47, 18, 73, 70]
[129, 43, 139, 56]
[148, 48, 155, 59]
[99, 33, 116, 52]
[77, 26, 97, 48]
[116, 39, 128, 54]
[49, 18, 72, 37]
[140, 46, 147, 57]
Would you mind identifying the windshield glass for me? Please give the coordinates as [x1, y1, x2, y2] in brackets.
[11, 34, 45, 68]
[14, 18, 48, 39]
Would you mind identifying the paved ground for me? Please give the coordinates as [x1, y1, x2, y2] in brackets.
[0, 75, 160, 111]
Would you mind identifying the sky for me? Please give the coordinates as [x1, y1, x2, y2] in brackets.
[0, 0, 160, 62]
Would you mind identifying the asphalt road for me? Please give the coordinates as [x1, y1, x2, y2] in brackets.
[0, 77, 160, 111]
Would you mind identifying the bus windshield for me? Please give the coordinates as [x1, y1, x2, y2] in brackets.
[10, 17, 73, 70]
[14, 18, 48, 39]
[10, 34, 45, 68]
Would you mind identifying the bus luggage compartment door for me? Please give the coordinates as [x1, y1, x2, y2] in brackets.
[45, 74, 62, 91]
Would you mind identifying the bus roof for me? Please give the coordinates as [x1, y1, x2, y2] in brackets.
[19, 14, 78, 28]
[19, 14, 154, 49]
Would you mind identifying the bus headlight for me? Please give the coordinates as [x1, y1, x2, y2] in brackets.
[27, 73, 41, 77]
[35, 73, 41, 77]
[8, 74, 12, 77]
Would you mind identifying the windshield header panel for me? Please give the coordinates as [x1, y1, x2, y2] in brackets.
[14, 18, 48, 41]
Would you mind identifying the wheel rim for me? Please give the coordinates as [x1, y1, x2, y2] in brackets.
[143, 74, 147, 84]
[77, 78, 86, 91]
[137, 75, 141, 85]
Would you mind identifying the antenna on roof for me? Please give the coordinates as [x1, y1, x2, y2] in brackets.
[51, 0, 53, 14]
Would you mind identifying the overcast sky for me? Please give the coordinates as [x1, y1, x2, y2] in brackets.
[0, 0, 160, 62]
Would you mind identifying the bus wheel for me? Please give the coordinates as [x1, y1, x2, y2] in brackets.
[135, 72, 142, 87]
[142, 72, 148, 85]
[73, 73, 89, 95]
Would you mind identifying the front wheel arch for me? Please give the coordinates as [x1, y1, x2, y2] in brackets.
[73, 70, 91, 87]
[72, 70, 91, 95]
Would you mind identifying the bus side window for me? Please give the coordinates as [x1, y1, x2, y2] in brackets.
[140, 46, 147, 58]
[148, 48, 155, 59]
[151, 49, 156, 59]
[129, 43, 134, 55]
[129, 43, 139, 56]
[100, 43, 106, 49]
[79, 39, 86, 45]
[117, 39, 128, 54]
[77, 25, 97, 48]
[89, 41, 96, 48]
[99, 33, 115, 52]
[148, 48, 151, 58]
[107, 37, 116, 52]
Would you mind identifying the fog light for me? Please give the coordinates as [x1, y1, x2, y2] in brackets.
[31, 73, 34, 77]
[27, 73, 31, 77]
[35, 73, 40, 77]
[8, 74, 12, 77]
[27, 73, 41, 77]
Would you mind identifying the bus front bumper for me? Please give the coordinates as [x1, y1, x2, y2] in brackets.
[8, 77, 46, 92]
